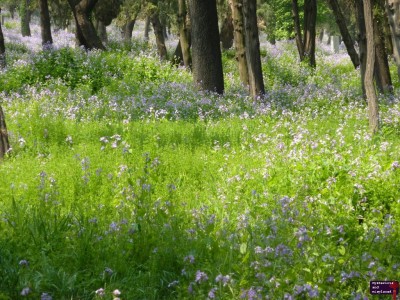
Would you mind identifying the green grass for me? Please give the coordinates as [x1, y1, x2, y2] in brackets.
[0, 39, 399, 299]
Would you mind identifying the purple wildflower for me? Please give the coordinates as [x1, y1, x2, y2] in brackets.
[195, 270, 208, 283]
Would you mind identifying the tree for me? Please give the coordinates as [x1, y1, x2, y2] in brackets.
[67, 0, 105, 50]
[364, 0, 379, 133]
[229, 0, 249, 86]
[355, 0, 367, 97]
[373, 0, 392, 94]
[0, 8, 5, 68]
[292, 0, 317, 67]
[219, 1, 234, 50]
[243, 0, 265, 98]
[326, 0, 360, 68]
[20, 0, 32, 37]
[0, 105, 10, 159]
[150, 10, 168, 60]
[39, 0, 53, 47]
[385, 0, 400, 79]
[177, 0, 191, 68]
[188, 0, 224, 94]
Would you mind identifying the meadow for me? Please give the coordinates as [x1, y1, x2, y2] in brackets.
[0, 17, 400, 300]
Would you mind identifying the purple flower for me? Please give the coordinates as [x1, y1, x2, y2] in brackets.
[195, 270, 209, 283]
[19, 259, 29, 267]
[95, 288, 105, 297]
[184, 255, 195, 264]
[208, 288, 217, 299]
[21, 287, 31, 296]
[215, 274, 231, 286]
[275, 244, 293, 257]
[41, 293, 53, 300]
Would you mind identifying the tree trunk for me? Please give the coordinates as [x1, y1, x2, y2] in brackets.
[20, 0, 31, 37]
[189, 0, 224, 94]
[67, 0, 105, 50]
[303, 0, 317, 67]
[356, 0, 367, 98]
[150, 12, 168, 60]
[292, 0, 304, 60]
[0, 13, 5, 68]
[178, 0, 191, 68]
[230, 0, 249, 86]
[96, 20, 108, 44]
[326, 0, 360, 68]
[39, 0, 53, 48]
[373, 11, 392, 93]
[123, 19, 136, 42]
[243, 0, 265, 99]
[144, 16, 151, 40]
[364, 0, 379, 134]
[220, 15, 234, 50]
[0, 105, 10, 159]
[385, 0, 400, 80]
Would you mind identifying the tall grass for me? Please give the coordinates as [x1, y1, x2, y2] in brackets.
[0, 23, 400, 299]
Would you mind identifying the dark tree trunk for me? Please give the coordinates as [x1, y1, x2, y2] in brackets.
[230, 0, 249, 86]
[144, 16, 151, 40]
[189, 0, 224, 94]
[327, 0, 360, 68]
[356, 0, 367, 98]
[9, 5, 16, 19]
[220, 15, 234, 50]
[39, 0, 53, 48]
[303, 0, 317, 67]
[373, 11, 392, 93]
[150, 12, 168, 60]
[364, 0, 379, 134]
[96, 20, 107, 44]
[0, 105, 10, 159]
[385, 0, 400, 80]
[67, 0, 105, 50]
[243, 0, 265, 99]
[292, 0, 304, 60]
[123, 19, 136, 41]
[20, 0, 31, 37]
[178, 0, 191, 68]
[0, 13, 5, 68]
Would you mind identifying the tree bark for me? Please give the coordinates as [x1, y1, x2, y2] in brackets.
[292, 0, 304, 60]
[0, 13, 5, 68]
[356, 0, 367, 98]
[229, 0, 249, 86]
[189, 0, 224, 94]
[20, 0, 31, 37]
[326, 0, 360, 68]
[385, 0, 400, 80]
[373, 10, 392, 93]
[96, 20, 108, 44]
[178, 0, 191, 68]
[303, 0, 317, 67]
[123, 19, 136, 42]
[39, 0, 53, 48]
[243, 0, 265, 99]
[220, 15, 234, 50]
[150, 12, 168, 60]
[364, 0, 379, 134]
[144, 16, 151, 41]
[0, 105, 10, 159]
[67, 0, 105, 50]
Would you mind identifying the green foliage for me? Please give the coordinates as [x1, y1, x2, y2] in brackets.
[0, 35, 400, 299]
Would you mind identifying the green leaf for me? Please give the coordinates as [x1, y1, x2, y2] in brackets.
[240, 243, 247, 254]
[338, 246, 346, 256]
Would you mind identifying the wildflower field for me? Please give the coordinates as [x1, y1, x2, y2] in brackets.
[1, 18, 400, 300]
